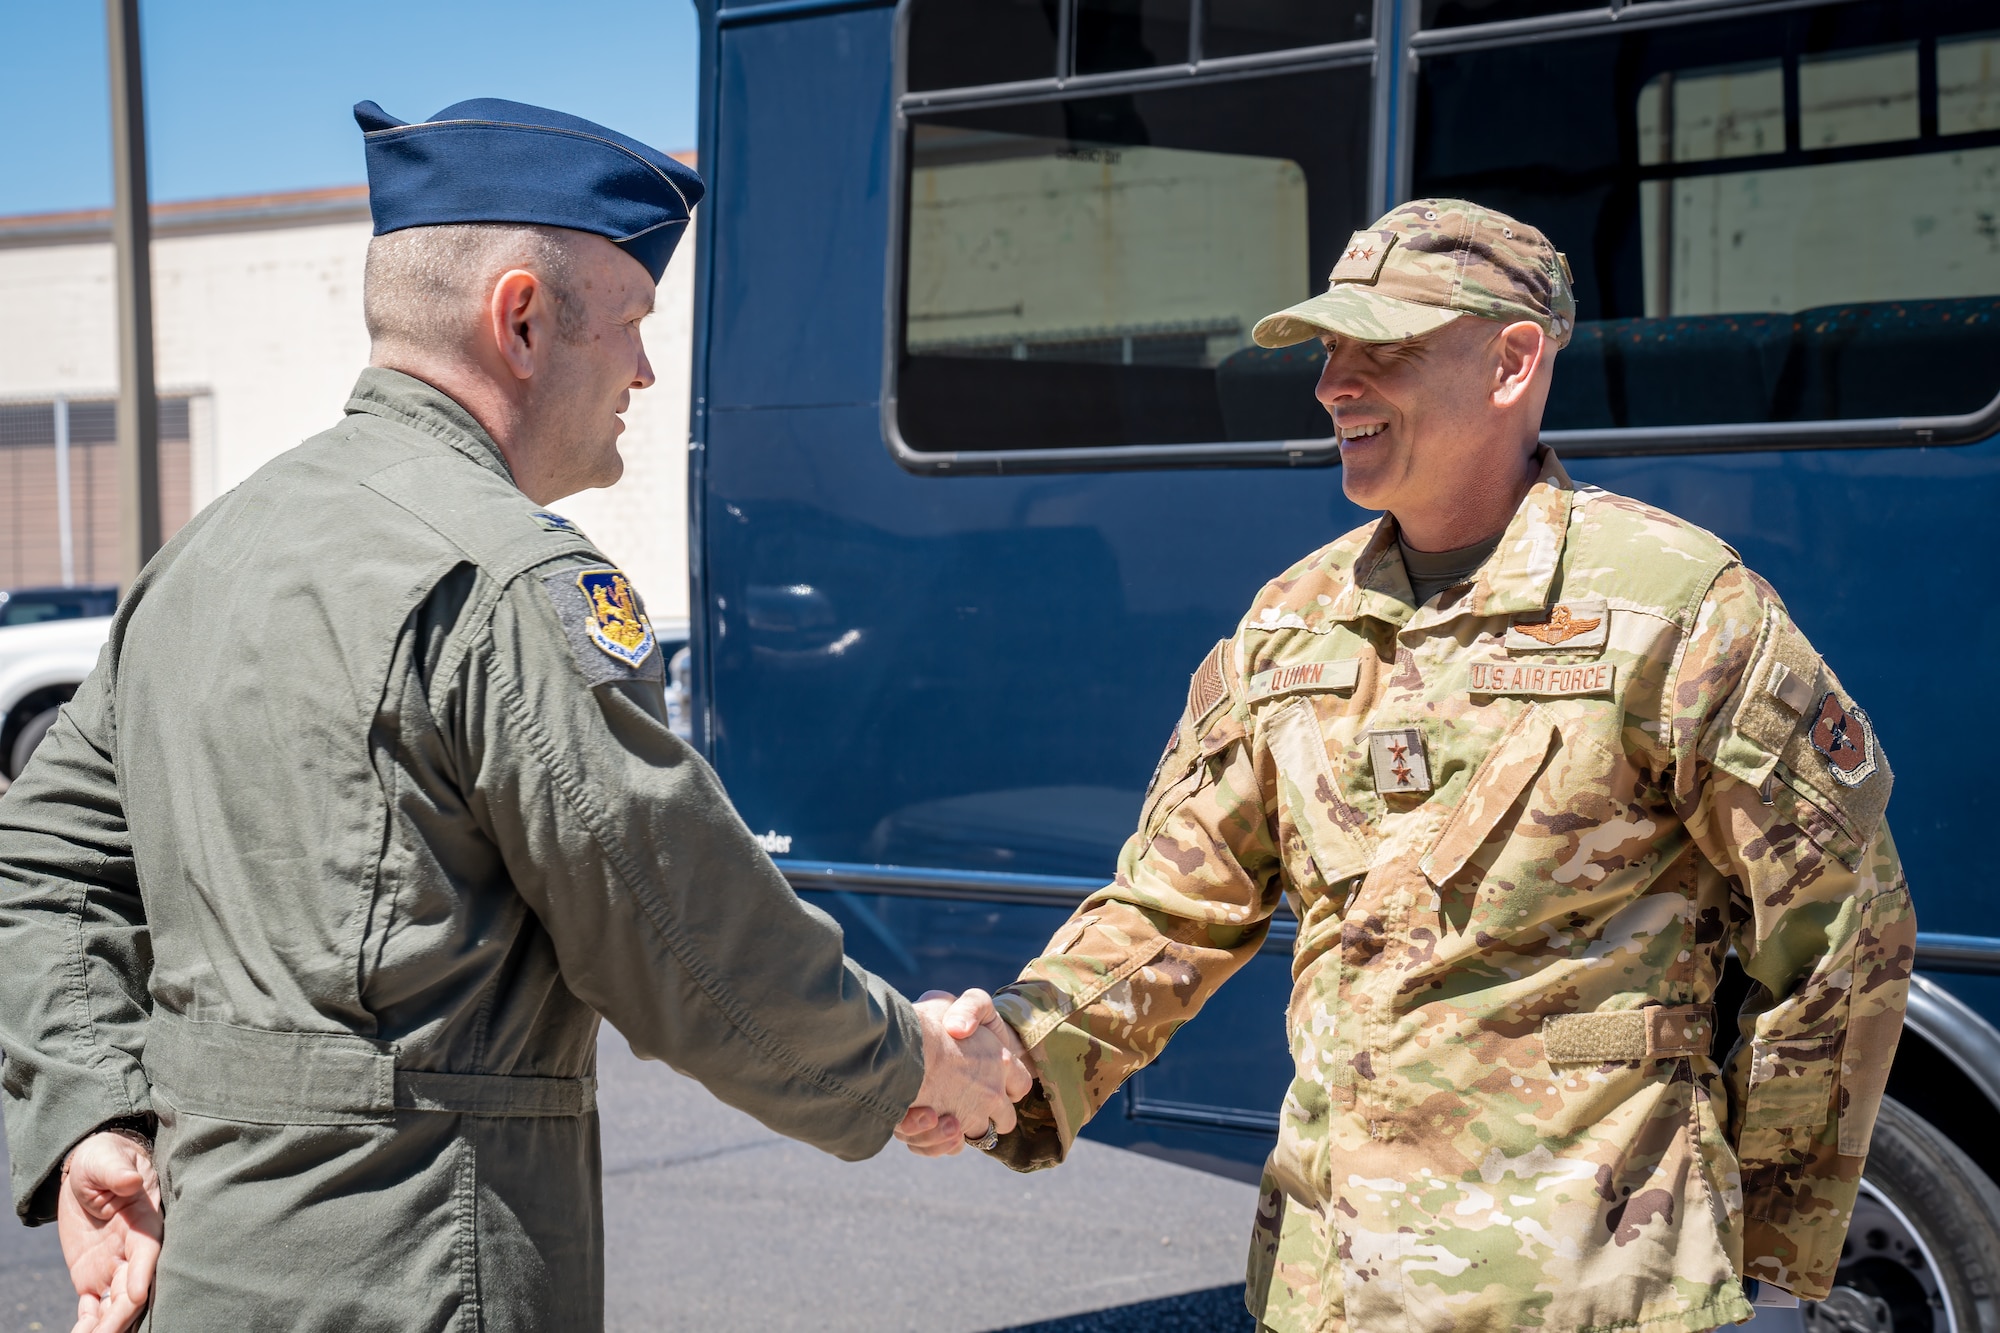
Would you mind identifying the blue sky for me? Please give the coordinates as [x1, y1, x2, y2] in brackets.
[0, 0, 701, 217]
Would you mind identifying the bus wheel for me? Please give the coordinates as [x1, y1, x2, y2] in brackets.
[1807, 1095, 2000, 1332]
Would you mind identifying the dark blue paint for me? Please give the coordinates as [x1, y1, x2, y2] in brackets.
[691, 0, 2000, 1174]
[709, 10, 895, 409]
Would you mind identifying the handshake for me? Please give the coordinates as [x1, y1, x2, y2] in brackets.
[895, 989, 1034, 1157]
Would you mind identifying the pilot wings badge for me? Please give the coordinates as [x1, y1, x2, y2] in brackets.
[1507, 599, 1608, 651]
[576, 568, 656, 668]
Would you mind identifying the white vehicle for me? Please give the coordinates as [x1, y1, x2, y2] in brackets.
[0, 611, 686, 784]
[0, 615, 111, 780]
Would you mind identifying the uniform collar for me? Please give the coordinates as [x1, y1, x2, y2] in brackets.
[344, 367, 518, 486]
[1331, 448, 1575, 632]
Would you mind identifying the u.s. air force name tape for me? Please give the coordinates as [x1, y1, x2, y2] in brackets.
[1467, 660, 1614, 697]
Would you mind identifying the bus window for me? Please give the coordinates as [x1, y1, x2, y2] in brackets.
[896, 67, 1369, 453]
[906, 0, 1062, 92]
[1940, 32, 2000, 136]
[1415, 0, 2000, 432]
[1203, 0, 1370, 60]
[1420, 0, 1599, 32]
[1074, 0, 1191, 74]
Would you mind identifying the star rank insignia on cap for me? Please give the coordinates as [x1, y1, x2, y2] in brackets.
[576, 568, 656, 668]
[1329, 230, 1397, 285]
[1369, 727, 1431, 794]
[1809, 693, 1878, 787]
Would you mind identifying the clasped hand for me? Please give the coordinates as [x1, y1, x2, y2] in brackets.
[897, 989, 1032, 1157]
[57, 1129, 162, 1333]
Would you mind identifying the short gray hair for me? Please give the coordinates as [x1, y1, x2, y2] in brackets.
[363, 223, 585, 351]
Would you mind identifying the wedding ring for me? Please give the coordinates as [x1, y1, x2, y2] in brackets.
[966, 1122, 1000, 1151]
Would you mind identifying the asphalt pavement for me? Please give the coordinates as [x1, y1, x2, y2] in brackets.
[0, 1027, 1261, 1332]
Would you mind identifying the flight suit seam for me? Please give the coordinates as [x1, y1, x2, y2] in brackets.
[61, 879, 141, 1117]
[487, 673, 910, 1125]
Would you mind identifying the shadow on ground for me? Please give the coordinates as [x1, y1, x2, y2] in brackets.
[983, 1283, 1256, 1332]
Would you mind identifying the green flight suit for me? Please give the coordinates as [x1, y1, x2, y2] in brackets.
[0, 369, 925, 1331]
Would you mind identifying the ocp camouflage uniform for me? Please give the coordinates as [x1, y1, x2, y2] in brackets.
[990, 450, 1913, 1333]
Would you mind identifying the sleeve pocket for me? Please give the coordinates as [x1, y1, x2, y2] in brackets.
[1742, 1033, 1838, 1131]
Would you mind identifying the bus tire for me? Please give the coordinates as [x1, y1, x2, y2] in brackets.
[1817, 1094, 2000, 1332]
[6, 705, 59, 780]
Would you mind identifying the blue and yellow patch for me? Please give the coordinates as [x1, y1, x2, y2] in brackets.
[576, 568, 655, 668]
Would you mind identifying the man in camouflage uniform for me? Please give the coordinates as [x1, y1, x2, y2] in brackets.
[902, 200, 1914, 1331]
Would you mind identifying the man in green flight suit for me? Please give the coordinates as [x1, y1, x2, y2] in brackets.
[0, 99, 1027, 1332]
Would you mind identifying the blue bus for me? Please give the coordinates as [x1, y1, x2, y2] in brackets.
[684, 0, 2000, 1324]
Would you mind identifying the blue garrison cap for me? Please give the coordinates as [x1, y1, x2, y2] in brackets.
[353, 98, 704, 283]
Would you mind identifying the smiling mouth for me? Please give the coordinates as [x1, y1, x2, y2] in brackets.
[1338, 423, 1386, 441]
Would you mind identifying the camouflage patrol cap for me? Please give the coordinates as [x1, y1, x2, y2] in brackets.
[1252, 199, 1575, 350]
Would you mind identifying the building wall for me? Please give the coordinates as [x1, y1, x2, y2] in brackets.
[0, 204, 695, 618]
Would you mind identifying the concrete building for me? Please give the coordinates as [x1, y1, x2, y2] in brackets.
[0, 180, 696, 620]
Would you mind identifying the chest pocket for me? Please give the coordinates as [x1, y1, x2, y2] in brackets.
[1266, 698, 1373, 887]
[1419, 706, 1561, 888]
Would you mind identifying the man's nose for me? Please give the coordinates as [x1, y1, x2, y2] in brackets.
[1315, 349, 1366, 409]
[633, 340, 657, 391]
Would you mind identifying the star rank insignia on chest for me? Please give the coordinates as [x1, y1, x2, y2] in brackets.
[1809, 692, 1878, 787]
[1368, 727, 1432, 794]
[576, 568, 656, 668]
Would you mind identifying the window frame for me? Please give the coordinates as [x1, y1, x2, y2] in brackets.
[880, 0, 2000, 476]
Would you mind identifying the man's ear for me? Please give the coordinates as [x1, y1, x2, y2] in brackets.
[487, 269, 545, 382]
[1491, 320, 1548, 409]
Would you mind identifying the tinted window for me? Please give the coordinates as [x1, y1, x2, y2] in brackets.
[1420, 0, 1597, 30]
[1414, 1, 2000, 430]
[1074, 0, 1191, 73]
[907, 0, 1062, 91]
[0, 588, 118, 626]
[1205, 0, 1370, 58]
[897, 66, 1370, 452]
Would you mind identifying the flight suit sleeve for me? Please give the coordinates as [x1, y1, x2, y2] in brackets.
[451, 569, 924, 1162]
[987, 638, 1285, 1171]
[1670, 565, 1914, 1302]
[0, 649, 155, 1224]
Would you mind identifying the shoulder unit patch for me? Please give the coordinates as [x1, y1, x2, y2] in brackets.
[577, 568, 656, 668]
[1809, 693, 1878, 788]
[541, 566, 664, 687]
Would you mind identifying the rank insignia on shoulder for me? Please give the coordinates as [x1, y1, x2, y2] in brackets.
[1809, 693, 1878, 787]
[531, 509, 581, 534]
[576, 568, 656, 668]
[1506, 599, 1607, 651]
[1368, 727, 1431, 794]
